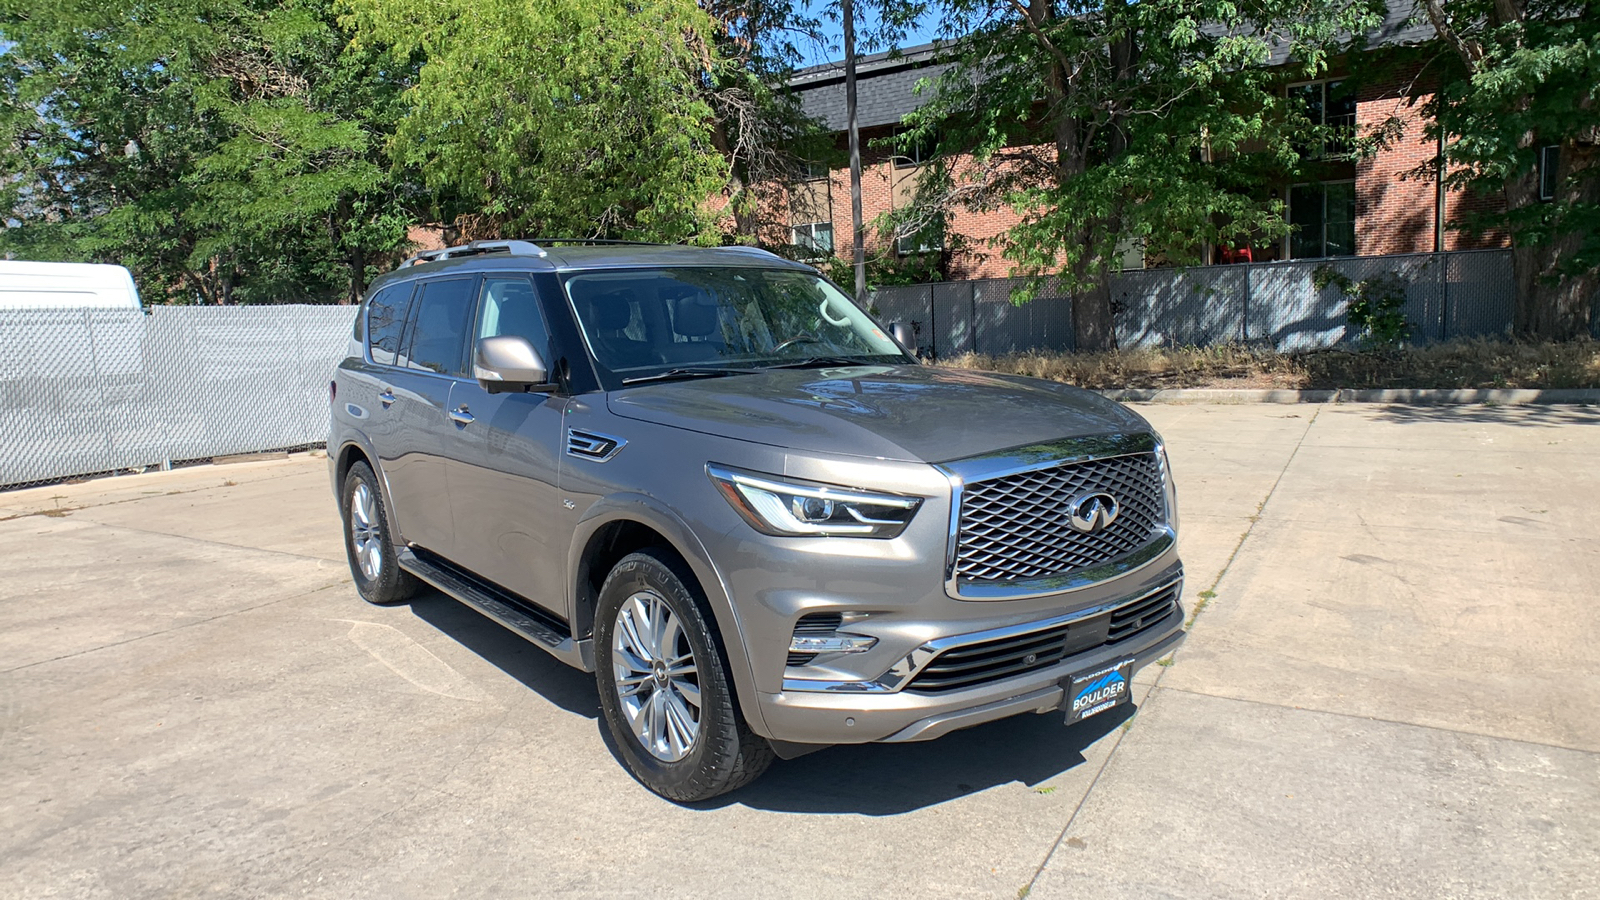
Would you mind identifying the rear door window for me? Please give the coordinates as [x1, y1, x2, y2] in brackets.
[366, 283, 413, 366]
[400, 277, 477, 375]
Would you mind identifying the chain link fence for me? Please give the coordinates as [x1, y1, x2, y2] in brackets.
[873, 249, 1530, 357]
[1, 305, 356, 490]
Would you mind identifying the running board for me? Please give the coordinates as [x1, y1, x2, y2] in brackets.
[397, 547, 593, 671]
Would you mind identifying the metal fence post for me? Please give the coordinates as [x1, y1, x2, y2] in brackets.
[969, 282, 978, 356]
[1241, 265, 1252, 342]
[1438, 251, 1450, 341]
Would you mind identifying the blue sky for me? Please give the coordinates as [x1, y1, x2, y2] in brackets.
[793, 13, 946, 67]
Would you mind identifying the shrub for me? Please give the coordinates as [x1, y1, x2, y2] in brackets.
[1312, 267, 1414, 349]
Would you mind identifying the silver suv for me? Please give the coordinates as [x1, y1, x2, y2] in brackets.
[329, 239, 1184, 800]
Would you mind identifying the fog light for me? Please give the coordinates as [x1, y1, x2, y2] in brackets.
[788, 634, 877, 655]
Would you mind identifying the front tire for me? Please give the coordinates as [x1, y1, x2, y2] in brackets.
[340, 461, 420, 605]
[594, 549, 773, 801]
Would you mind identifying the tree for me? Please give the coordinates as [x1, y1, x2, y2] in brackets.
[700, 0, 836, 244]
[0, 0, 415, 304]
[341, 0, 836, 245]
[343, 0, 726, 242]
[899, 0, 1382, 348]
[1411, 0, 1598, 339]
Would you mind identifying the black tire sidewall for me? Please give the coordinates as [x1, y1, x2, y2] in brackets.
[594, 551, 740, 800]
[341, 462, 404, 604]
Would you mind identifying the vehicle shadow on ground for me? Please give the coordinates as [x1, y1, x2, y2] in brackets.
[691, 702, 1135, 816]
[406, 588, 1132, 816]
[1368, 403, 1600, 428]
[406, 591, 601, 719]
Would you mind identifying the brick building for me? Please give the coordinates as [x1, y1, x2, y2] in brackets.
[781, 10, 1519, 281]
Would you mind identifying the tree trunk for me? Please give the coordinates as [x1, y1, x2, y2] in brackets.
[843, 0, 866, 303]
[1511, 141, 1597, 339]
[1071, 258, 1117, 351]
[345, 245, 364, 306]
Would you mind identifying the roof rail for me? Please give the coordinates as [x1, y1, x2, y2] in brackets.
[521, 238, 666, 247]
[400, 239, 548, 268]
[717, 246, 785, 260]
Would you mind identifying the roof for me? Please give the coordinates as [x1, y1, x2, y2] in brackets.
[788, 5, 1436, 133]
[538, 244, 814, 272]
[370, 243, 814, 293]
[789, 41, 955, 132]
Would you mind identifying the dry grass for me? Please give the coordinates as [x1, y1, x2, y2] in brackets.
[942, 338, 1600, 391]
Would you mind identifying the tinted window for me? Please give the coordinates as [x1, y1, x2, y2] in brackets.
[477, 276, 552, 355]
[564, 267, 905, 378]
[1540, 145, 1560, 201]
[366, 283, 412, 366]
[400, 278, 475, 375]
[1289, 182, 1355, 260]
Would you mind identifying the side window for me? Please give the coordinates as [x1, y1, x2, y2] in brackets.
[476, 276, 552, 356]
[400, 278, 476, 375]
[366, 283, 412, 366]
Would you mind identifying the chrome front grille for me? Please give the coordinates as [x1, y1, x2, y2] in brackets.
[954, 451, 1166, 586]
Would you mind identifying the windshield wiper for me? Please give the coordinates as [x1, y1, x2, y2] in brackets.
[758, 355, 880, 370]
[620, 367, 756, 385]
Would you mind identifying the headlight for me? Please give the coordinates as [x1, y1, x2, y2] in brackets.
[1155, 440, 1179, 534]
[707, 464, 921, 538]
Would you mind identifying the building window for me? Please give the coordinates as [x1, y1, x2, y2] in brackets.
[895, 224, 942, 256]
[1288, 181, 1356, 259]
[1539, 145, 1560, 201]
[802, 159, 831, 181]
[791, 222, 834, 257]
[893, 131, 935, 169]
[1289, 79, 1356, 158]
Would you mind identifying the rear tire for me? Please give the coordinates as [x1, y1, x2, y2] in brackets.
[594, 549, 773, 801]
[340, 461, 420, 605]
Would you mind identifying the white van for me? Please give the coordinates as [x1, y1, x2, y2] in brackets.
[0, 261, 142, 309]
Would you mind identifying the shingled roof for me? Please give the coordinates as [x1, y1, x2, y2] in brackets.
[788, 3, 1436, 134]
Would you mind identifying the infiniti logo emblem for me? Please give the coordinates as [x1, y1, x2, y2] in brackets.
[1067, 492, 1121, 534]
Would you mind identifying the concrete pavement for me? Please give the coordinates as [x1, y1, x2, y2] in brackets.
[1, 405, 1596, 898]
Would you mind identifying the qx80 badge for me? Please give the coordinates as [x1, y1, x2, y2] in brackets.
[1066, 492, 1120, 534]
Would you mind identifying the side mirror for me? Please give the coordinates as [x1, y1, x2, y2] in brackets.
[889, 321, 916, 354]
[474, 336, 555, 393]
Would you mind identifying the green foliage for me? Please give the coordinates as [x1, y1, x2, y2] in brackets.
[0, 0, 416, 303]
[897, 0, 1385, 343]
[1313, 266, 1414, 348]
[1404, 0, 1600, 273]
[817, 247, 946, 288]
[340, 0, 733, 242]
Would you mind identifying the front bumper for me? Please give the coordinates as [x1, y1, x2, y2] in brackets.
[753, 585, 1186, 745]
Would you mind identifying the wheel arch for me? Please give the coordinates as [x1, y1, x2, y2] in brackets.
[333, 438, 404, 541]
[569, 494, 770, 738]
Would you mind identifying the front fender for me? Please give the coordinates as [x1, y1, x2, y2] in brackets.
[567, 492, 771, 739]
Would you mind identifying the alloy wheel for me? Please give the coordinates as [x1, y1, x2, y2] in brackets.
[611, 590, 702, 762]
[350, 482, 382, 581]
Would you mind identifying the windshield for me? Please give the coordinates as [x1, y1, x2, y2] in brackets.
[563, 267, 909, 385]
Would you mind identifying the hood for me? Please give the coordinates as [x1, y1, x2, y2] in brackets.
[606, 364, 1150, 463]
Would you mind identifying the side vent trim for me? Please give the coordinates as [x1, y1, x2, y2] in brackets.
[566, 429, 627, 462]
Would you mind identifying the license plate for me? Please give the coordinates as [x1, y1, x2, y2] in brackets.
[1064, 658, 1134, 723]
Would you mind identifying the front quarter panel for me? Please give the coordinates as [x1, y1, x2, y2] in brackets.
[560, 399, 794, 737]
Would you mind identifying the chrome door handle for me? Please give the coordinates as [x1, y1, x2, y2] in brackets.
[449, 406, 475, 426]
[378, 389, 396, 409]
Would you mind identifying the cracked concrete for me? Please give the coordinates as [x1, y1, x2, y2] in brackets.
[1, 406, 1595, 899]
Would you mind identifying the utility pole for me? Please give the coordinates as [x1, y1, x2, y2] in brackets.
[842, 0, 866, 303]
